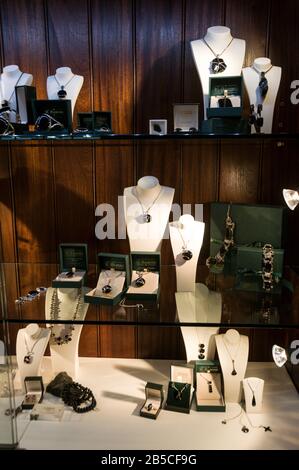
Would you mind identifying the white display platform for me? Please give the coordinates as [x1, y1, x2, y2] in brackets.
[15, 358, 299, 450]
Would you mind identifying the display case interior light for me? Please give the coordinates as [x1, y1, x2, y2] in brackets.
[282, 189, 299, 210]
[272, 344, 288, 367]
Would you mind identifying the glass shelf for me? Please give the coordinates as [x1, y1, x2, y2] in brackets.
[2, 262, 299, 329]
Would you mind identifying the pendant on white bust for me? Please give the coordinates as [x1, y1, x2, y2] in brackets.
[211, 57, 227, 74]
[143, 213, 151, 223]
[182, 249, 193, 261]
[24, 353, 33, 364]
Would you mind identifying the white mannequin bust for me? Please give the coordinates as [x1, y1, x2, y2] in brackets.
[123, 176, 175, 252]
[242, 57, 281, 133]
[45, 287, 89, 379]
[190, 26, 245, 119]
[215, 329, 249, 403]
[0, 65, 33, 122]
[16, 323, 50, 392]
[47, 67, 83, 116]
[169, 215, 205, 292]
[175, 283, 222, 363]
[243, 377, 264, 413]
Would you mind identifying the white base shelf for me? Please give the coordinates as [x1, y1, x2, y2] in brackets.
[16, 358, 299, 450]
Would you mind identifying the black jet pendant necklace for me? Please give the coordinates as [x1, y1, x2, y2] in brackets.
[54, 74, 75, 99]
[203, 37, 234, 74]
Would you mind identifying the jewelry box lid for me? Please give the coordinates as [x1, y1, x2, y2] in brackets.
[209, 75, 243, 97]
[131, 251, 161, 273]
[195, 360, 221, 373]
[145, 382, 164, 401]
[170, 362, 194, 386]
[98, 252, 130, 289]
[59, 243, 88, 273]
[24, 375, 44, 395]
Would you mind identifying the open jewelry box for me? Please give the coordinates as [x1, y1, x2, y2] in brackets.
[140, 382, 164, 420]
[165, 363, 194, 414]
[195, 360, 226, 412]
[126, 252, 160, 301]
[22, 376, 44, 410]
[207, 76, 243, 118]
[52, 243, 88, 288]
[84, 253, 130, 305]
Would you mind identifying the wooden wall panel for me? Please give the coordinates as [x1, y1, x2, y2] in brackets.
[0, 143, 15, 262]
[184, 0, 225, 109]
[219, 139, 261, 203]
[79, 304, 99, 358]
[11, 143, 56, 263]
[47, 0, 91, 119]
[0, 0, 48, 99]
[92, 0, 134, 134]
[136, 0, 183, 132]
[99, 325, 136, 358]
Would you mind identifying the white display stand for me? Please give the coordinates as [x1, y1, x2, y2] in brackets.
[123, 176, 175, 252]
[169, 215, 205, 292]
[190, 26, 246, 119]
[0, 65, 33, 122]
[243, 377, 264, 413]
[242, 57, 281, 134]
[175, 283, 221, 363]
[47, 67, 83, 116]
[16, 324, 50, 392]
[215, 329, 249, 403]
[45, 287, 89, 380]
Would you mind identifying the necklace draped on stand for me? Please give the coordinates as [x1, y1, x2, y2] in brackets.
[222, 335, 241, 376]
[49, 288, 83, 345]
[0, 72, 24, 112]
[54, 74, 75, 99]
[247, 380, 257, 407]
[134, 187, 163, 223]
[23, 329, 43, 364]
[253, 65, 273, 99]
[171, 382, 189, 400]
[203, 37, 234, 73]
[177, 225, 193, 261]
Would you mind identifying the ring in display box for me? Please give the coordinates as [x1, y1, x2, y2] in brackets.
[84, 253, 130, 306]
[165, 363, 194, 414]
[126, 252, 160, 302]
[173, 104, 199, 132]
[140, 382, 164, 420]
[22, 376, 44, 410]
[195, 360, 225, 412]
[52, 243, 88, 288]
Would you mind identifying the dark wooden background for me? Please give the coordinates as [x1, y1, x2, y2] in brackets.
[1, 0, 299, 363]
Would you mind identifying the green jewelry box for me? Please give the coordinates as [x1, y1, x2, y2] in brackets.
[201, 117, 250, 135]
[84, 252, 130, 306]
[140, 382, 164, 420]
[52, 243, 88, 288]
[126, 251, 160, 302]
[207, 76, 243, 118]
[165, 363, 194, 414]
[22, 376, 44, 410]
[195, 360, 226, 412]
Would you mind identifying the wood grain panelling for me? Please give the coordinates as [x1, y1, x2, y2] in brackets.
[11, 143, 56, 263]
[137, 326, 180, 360]
[184, 0, 225, 108]
[54, 142, 95, 261]
[219, 139, 261, 203]
[92, 0, 133, 134]
[47, 0, 91, 119]
[251, 329, 288, 362]
[0, 143, 15, 262]
[79, 304, 99, 358]
[269, 0, 299, 133]
[136, 0, 183, 132]
[0, 0, 48, 99]
[225, 0, 270, 67]
[95, 142, 134, 254]
[100, 325, 136, 358]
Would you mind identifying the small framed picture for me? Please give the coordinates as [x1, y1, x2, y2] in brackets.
[149, 119, 167, 135]
[173, 104, 199, 132]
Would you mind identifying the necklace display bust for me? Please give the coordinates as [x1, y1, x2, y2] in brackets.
[215, 329, 249, 403]
[242, 57, 282, 134]
[190, 26, 245, 119]
[175, 283, 222, 363]
[124, 176, 175, 252]
[0, 65, 33, 122]
[169, 215, 205, 292]
[16, 323, 50, 392]
[45, 287, 89, 379]
[47, 67, 84, 116]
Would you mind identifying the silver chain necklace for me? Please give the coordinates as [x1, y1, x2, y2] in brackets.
[1, 71, 24, 108]
[134, 187, 163, 223]
[246, 379, 258, 407]
[54, 73, 75, 99]
[49, 288, 83, 345]
[203, 37, 234, 74]
[177, 224, 193, 261]
[222, 335, 241, 376]
[101, 270, 123, 294]
[23, 329, 43, 364]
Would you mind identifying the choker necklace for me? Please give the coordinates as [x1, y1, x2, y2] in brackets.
[203, 37, 234, 74]
[253, 65, 273, 99]
[177, 223, 193, 261]
[23, 329, 43, 364]
[1, 72, 24, 110]
[49, 288, 83, 345]
[134, 186, 163, 223]
[54, 73, 76, 99]
[222, 335, 241, 376]
[170, 382, 189, 400]
[246, 379, 257, 407]
[101, 270, 123, 294]
[200, 373, 213, 393]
